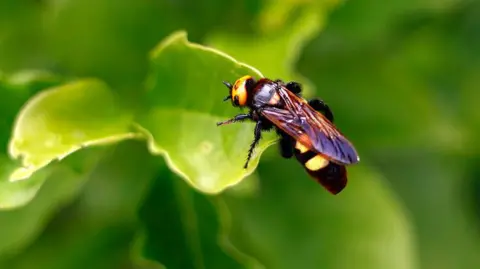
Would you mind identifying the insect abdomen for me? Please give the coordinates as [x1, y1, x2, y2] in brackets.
[294, 141, 347, 194]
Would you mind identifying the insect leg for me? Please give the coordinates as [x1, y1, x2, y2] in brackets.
[274, 79, 302, 95]
[308, 99, 334, 122]
[244, 120, 263, 168]
[285, 82, 302, 95]
[216, 113, 251, 126]
[277, 129, 294, 158]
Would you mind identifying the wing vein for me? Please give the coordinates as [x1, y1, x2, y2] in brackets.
[261, 87, 359, 165]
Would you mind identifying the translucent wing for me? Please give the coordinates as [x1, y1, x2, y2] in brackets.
[261, 89, 359, 165]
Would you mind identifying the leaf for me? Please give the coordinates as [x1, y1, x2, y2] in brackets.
[0, 157, 50, 209]
[130, 232, 164, 269]
[2, 70, 65, 94]
[136, 31, 276, 194]
[206, 4, 328, 98]
[219, 158, 418, 269]
[0, 140, 158, 268]
[255, 0, 338, 34]
[320, 0, 459, 45]
[41, 0, 263, 90]
[375, 150, 480, 269]
[137, 166, 252, 269]
[0, 2, 45, 71]
[0, 70, 64, 208]
[0, 70, 64, 152]
[0, 167, 82, 256]
[0, 147, 102, 256]
[8, 78, 138, 182]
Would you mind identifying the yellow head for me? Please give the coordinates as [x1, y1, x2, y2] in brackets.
[222, 75, 256, 107]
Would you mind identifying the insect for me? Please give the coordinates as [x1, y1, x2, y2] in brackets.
[217, 75, 360, 194]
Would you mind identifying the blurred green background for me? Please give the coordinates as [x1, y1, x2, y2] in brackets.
[1, 0, 480, 268]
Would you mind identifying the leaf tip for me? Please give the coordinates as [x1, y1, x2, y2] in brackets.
[149, 30, 263, 78]
[150, 30, 188, 59]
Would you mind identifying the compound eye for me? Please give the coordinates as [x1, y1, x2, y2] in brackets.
[233, 95, 240, 106]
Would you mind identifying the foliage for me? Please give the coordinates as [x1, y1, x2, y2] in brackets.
[0, 0, 479, 268]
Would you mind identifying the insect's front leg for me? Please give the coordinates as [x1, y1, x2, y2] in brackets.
[244, 120, 264, 169]
[216, 113, 252, 126]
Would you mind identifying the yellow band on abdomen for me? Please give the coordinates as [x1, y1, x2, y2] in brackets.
[305, 155, 329, 171]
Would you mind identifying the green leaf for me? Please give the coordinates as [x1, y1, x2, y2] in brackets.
[8, 78, 138, 182]
[0, 70, 65, 208]
[0, 2, 45, 72]
[0, 147, 101, 256]
[219, 158, 418, 269]
[322, 0, 460, 44]
[376, 150, 480, 269]
[130, 232, 164, 269]
[136, 31, 275, 194]
[0, 140, 158, 268]
[0, 70, 64, 153]
[137, 167, 251, 269]
[0, 158, 50, 209]
[40, 0, 263, 90]
[206, 4, 326, 97]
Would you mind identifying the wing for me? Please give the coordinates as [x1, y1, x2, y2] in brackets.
[261, 89, 359, 165]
